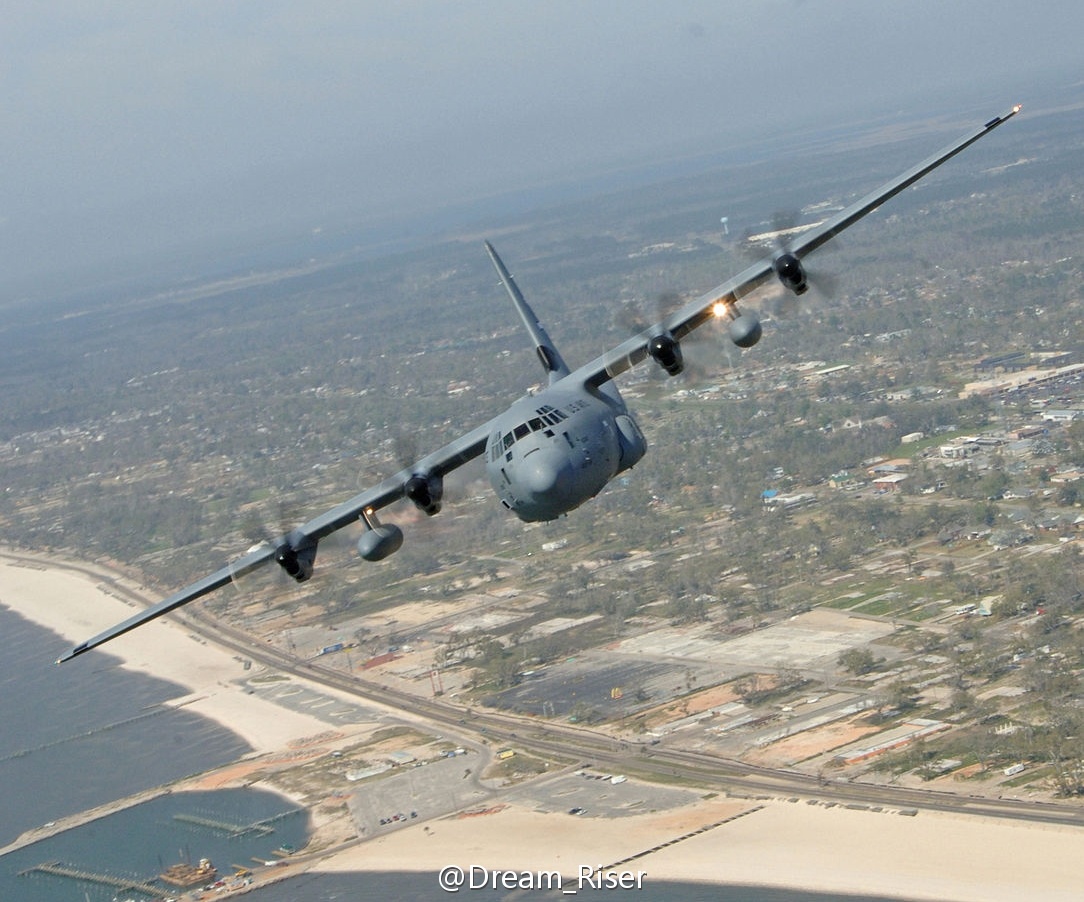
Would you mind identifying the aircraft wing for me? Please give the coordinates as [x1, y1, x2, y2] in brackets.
[581, 104, 1021, 389]
[294, 422, 491, 542]
[57, 422, 491, 662]
[58, 105, 1018, 664]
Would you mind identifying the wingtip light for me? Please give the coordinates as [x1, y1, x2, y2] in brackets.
[56, 642, 87, 664]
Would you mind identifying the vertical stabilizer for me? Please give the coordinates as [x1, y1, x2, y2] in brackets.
[485, 241, 571, 384]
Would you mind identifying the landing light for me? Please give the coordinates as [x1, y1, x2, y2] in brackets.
[711, 300, 728, 318]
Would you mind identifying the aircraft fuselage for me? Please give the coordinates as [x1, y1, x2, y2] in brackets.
[484, 382, 646, 522]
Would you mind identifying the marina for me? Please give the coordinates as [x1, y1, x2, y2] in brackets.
[172, 808, 296, 838]
[0, 786, 309, 902]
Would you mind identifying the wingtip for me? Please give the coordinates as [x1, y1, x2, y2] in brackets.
[56, 643, 88, 664]
[985, 104, 1023, 130]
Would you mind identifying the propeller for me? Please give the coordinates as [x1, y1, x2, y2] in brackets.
[371, 429, 443, 517]
[226, 496, 312, 603]
[616, 291, 718, 380]
[742, 211, 841, 320]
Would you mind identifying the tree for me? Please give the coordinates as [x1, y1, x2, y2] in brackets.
[884, 681, 920, 713]
[838, 647, 879, 675]
[668, 594, 709, 625]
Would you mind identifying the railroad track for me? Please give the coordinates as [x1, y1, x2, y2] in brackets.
[183, 604, 1084, 830]
[8, 548, 1082, 830]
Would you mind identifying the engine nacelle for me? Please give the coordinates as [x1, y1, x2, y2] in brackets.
[648, 333, 684, 376]
[405, 473, 443, 516]
[773, 253, 808, 295]
[728, 313, 762, 348]
[276, 536, 317, 582]
[357, 523, 404, 562]
[614, 413, 647, 472]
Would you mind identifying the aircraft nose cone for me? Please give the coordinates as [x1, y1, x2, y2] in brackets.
[521, 451, 574, 500]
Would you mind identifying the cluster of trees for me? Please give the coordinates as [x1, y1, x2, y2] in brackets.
[0, 109, 1081, 715]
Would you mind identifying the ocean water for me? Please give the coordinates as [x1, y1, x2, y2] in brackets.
[2, 790, 309, 902]
[0, 605, 308, 900]
[0, 604, 916, 902]
[0, 605, 252, 847]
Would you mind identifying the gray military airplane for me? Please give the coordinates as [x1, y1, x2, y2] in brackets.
[59, 104, 1021, 663]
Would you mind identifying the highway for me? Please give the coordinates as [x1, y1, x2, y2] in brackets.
[187, 604, 1084, 831]
[16, 548, 1082, 833]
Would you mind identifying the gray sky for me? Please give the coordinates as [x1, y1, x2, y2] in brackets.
[1, 1, 1079, 293]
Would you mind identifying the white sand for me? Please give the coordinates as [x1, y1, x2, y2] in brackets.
[3, 549, 1082, 901]
[0, 550, 334, 754]
[321, 798, 1084, 902]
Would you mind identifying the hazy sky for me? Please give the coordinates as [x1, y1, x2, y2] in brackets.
[2, 1, 1080, 293]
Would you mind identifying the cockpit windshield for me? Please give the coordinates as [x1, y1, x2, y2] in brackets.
[491, 405, 568, 460]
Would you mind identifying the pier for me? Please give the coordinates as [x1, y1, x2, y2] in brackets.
[19, 860, 161, 897]
[173, 808, 297, 837]
[0, 705, 168, 764]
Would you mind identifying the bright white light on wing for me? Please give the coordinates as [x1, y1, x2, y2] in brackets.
[711, 300, 728, 318]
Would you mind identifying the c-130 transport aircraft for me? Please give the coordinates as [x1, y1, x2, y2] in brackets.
[60, 104, 1020, 663]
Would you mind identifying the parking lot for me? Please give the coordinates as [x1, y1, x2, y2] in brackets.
[244, 676, 385, 727]
[506, 770, 700, 819]
[348, 751, 492, 837]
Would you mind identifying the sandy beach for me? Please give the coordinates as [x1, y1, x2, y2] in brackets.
[3, 548, 1083, 901]
[0, 548, 338, 755]
[321, 798, 1084, 901]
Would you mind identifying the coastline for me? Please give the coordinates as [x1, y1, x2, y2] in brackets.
[0, 548, 337, 756]
[2, 548, 1083, 902]
[316, 798, 1084, 902]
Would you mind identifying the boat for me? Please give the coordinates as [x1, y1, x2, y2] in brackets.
[159, 857, 218, 888]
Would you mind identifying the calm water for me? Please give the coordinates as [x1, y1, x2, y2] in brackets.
[0, 605, 252, 847]
[2, 790, 309, 902]
[0, 605, 915, 902]
[0, 605, 309, 901]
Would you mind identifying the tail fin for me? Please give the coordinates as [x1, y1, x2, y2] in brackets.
[485, 241, 570, 384]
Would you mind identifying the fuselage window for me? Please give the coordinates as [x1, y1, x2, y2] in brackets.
[503, 433, 514, 451]
[514, 423, 530, 441]
[528, 417, 544, 432]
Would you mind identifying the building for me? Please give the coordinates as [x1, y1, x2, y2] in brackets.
[872, 473, 909, 493]
[1041, 409, 1083, 423]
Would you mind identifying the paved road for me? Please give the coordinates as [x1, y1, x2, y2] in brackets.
[14, 549, 1083, 832]
[185, 605, 1084, 831]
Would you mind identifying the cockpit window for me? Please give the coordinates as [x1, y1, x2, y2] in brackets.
[497, 410, 567, 454]
[536, 405, 567, 422]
